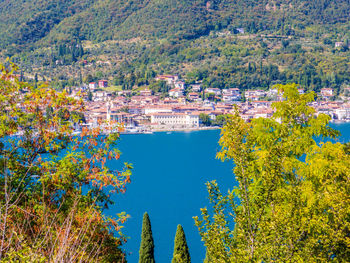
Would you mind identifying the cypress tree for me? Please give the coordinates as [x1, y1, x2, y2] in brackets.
[172, 225, 191, 263]
[139, 212, 155, 263]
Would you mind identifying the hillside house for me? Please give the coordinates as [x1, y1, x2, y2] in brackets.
[169, 88, 184, 98]
[222, 88, 241, 102]
[140, 88, 153, 96]
[175, 81, 185, 90]
[190, 84, 202, 92]
[245, 89, 266, 100]
[89, 82, 97, 90]
[93, 91, 109, 102]
[188, 92, 200, 101]
[321, 88, 334, 100]
[251, 101, 271, 108]
[205, 88, 221, 96]
[98, 80, 108, 88]
[335, 42, 344, 48]
[155, 75, 179, 85]
[236, 28, 245, 34]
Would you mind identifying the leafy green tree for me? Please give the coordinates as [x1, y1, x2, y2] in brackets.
[139, 212, 155, 263]
[172, 225, 191, 263]
[0, 64, 131, 261]
[149, 80, 168, 94]
[45, 105, 54, 121]
[211, 115, 226, 127]
[195, 84, 350, 262]
[199, 113, 211, 126]
[205, 93, 215, 101]
[84, 74, 95, 84]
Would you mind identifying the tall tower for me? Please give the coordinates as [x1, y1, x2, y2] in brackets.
[106, 100, 111, 122]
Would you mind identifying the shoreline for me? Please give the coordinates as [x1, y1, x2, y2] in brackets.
[330, 120, 350, 124]
[119, 126, 221, 134]
[120, 121, 350, 135]
[151, 126, 221, 133]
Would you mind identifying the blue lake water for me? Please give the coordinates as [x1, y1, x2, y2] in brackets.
[108, 123, 350, 263]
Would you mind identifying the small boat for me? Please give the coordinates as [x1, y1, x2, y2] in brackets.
[72, 130, 81, 135]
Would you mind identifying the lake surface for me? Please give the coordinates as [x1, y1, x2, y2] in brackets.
[108, 123, 350, 263]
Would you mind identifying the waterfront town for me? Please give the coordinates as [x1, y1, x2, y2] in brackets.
[67, 75, 350, 133]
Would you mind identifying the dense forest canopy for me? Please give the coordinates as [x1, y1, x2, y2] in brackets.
[1, 0, 349, 49]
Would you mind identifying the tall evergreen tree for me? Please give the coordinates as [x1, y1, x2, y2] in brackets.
[139, 212, 155, 263]
[172, 225, 191, 263]
[19, 70, 24, 82]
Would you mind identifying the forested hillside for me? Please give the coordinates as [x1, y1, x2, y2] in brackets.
[0, 0, 93, 48]
[0, 0, 349, 94]
[1, 0, 350, 49]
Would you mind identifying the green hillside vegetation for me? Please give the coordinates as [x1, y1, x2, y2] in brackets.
[2, 0, 350, 48]
[0, 0, 93, 49]
[1, 0, 350, 93]
[11, 29, 350, 94]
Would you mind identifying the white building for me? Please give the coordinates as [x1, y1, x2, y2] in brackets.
[191, 84, 202, 92]
[89, 82, 97, 90]
[155, 75, 179, 85]
[140, 88, 153, 96]
[222, 88, 241, 102]
[334, 107, 350, 120]
[188, 92, 200, 101]
[169, 88, 184, 98]
[321, 88, 334, 99]
[205, 88, 221, 96]
[93, 91, 109, 102]
[174, 81, 185, 90]
[245, 89, 266, 100]
[144, 105, 173, 114]
[150, 113, 199, 127]
[335, 42, 344, 48]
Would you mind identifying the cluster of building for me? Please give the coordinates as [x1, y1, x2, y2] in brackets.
[67, 75, 350, 133]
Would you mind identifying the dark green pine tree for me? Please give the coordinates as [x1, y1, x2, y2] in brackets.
[139, 212, 155, 263]
[172, 225, 191, 263]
